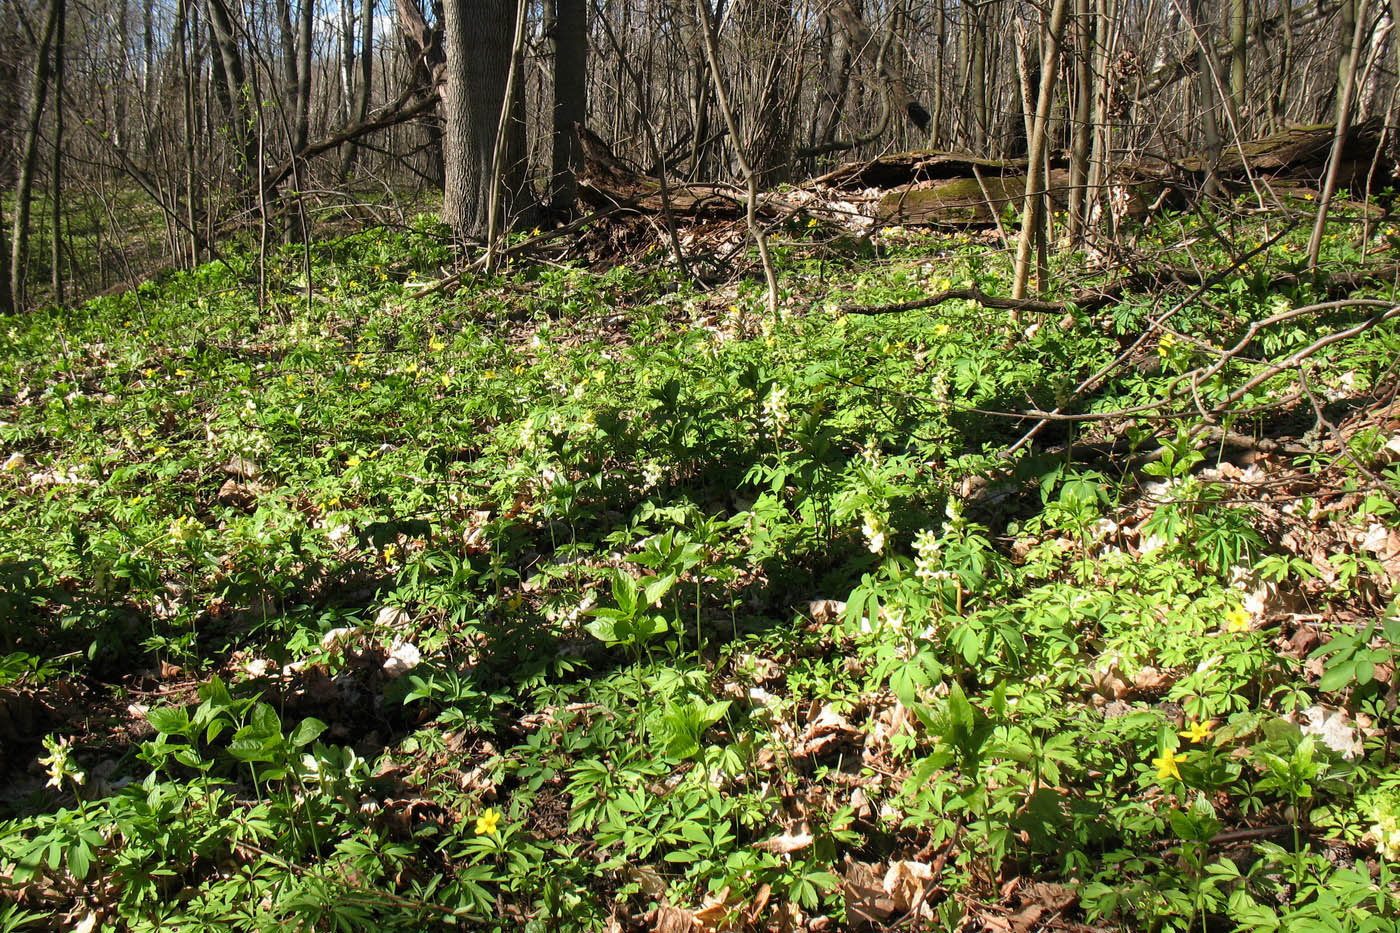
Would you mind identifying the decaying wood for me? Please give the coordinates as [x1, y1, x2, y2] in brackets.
[573, 120, 1397, 233]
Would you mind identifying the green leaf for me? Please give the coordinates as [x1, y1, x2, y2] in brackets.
[249, 702, 282, 738]
[289, 717, 328, 748]
[66, 843, 91, 881]
[643, 572, 677, 608]
[584, 618, 618, 644]
[1318, 662, 1355, 693]
[611, 570, 638, 615]
[946, 682, 974, 735]
[146, 706, 191, 737]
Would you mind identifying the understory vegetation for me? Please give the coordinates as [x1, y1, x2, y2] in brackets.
[2, 202, 1400, 931]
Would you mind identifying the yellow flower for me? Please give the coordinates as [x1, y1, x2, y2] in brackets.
[474, 808, 501, 836]
[513, 364, 525, 374]
[1225, 607, 1251, 633]
[355, 380, 370, 391]
[806, 217, 819, 228]
[429, 338, 445, 352]
[483, 370, 496, 380]
[285, 374, 296, 385]
[441, 374, 453, 387]
[1179, 720, 1215, 744]
[1153, 749, 1184, 781]
[346, 456, 361, 468]
[382, 543, 398, 564]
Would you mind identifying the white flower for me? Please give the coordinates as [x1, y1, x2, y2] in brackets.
[169, 516, 200, 545]
[39, 735, 84, 789]
[762, 385, 790, 429]
[641, 461, 664, 490]
[862, 514, 886, 554]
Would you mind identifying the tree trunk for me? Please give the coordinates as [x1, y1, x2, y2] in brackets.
[1067, 0, 1093, 244]
[1308, 0, 1370, 269]
[829, 0, 929, 136]
[1229, 0, 1246, 130]
[50, 0, 65, 303]
[1011, 0, 1069, 300]
[546, 0, 586, 212]
[1188, 0, 1222, 194]
[440, 0, 522, 240]
[338, 0, 375, 179]
[204, 0, 256, 208]
[11, 0, 63, 310]
[295, 0, 313, 154]
[396, 0, 446, 187]
[484, 0, 528, 269]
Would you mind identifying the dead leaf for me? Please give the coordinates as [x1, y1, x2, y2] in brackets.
[462, 510, 492, 553]
[1132, 666, 1173, 693]
[652, 906, 698, 933]
[624, 865, 669, 899]
[754, 823, 813, 854]
[1299, 704, 1363, 759]
[882, 860, 934, 912]
[382, 639, 422, 678]
[221, 456, 261, 480]
[1018, 881, 1077, 912]
[842, 859, 897, 929]
[375, 606, 411, 628]
[217, 478, 264, 510]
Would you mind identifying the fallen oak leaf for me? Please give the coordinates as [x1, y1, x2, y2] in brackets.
[754, 822, 813, 854]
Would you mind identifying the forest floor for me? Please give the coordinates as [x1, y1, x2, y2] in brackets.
[2, 201, 1400, 931]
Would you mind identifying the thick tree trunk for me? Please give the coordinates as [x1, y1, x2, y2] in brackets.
[440, 0, 522, 240]
[295, 0, 312, 153]
[546, 0, 587, 212]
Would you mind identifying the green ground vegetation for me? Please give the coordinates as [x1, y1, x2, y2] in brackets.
[1, 203, 1400, 930]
